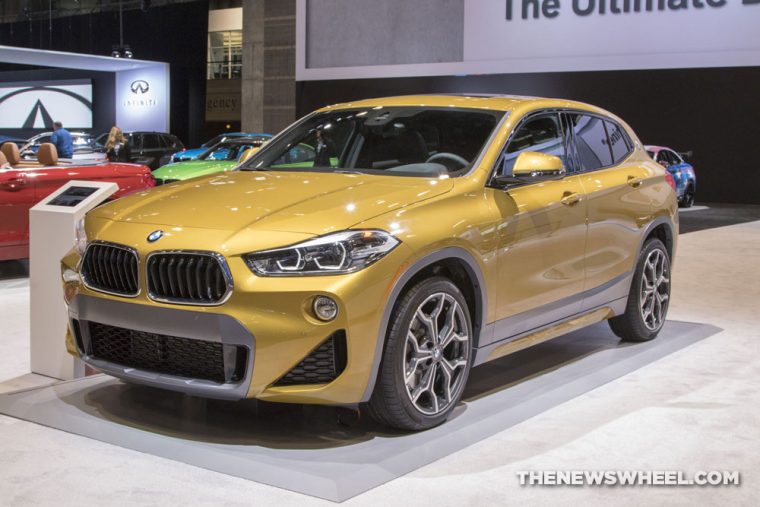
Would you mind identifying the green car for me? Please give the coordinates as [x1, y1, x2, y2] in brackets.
[153, 136, 269, 185]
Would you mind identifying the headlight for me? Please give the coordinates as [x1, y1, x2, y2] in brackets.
[75, 217, 88, 255]
[245, 230, 400, 276]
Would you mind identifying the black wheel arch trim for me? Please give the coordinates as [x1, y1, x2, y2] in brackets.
[359, 246, 488, 402]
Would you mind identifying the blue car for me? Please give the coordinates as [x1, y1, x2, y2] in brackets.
[172, 132, 272, 163]
[646, 145, 697, 208]
[0, 135, 26, 148]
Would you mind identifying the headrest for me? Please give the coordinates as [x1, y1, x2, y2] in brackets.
[1, 142, 20, 165]
[0, 150, 7, 167]
[38, 143, 58, 166]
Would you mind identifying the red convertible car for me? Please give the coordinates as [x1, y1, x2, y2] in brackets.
[1, 142, 155, 261]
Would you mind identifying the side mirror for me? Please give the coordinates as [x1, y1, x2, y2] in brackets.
[490, 151, 566, 188]
[238, 147, 260, 164]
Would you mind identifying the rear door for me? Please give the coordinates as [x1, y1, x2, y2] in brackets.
[571, 113, 653, 307]
[141, 134, 163, 169]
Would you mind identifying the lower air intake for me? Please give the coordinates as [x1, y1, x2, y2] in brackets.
[274, 331, 348, 386]
[87, 321, 247, 383]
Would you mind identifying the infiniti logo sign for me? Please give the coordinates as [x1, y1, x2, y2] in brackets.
[130, 80, 150, 94]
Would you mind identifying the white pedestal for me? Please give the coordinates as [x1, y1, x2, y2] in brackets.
[29, 181, 118, 380]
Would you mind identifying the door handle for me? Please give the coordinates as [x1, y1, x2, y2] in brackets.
[560, 191, 583, 206]
[0, 178, 25, 192]
[627, 175, 644, 188]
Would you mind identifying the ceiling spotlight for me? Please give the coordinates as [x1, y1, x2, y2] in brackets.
[111, 45, 134, 59]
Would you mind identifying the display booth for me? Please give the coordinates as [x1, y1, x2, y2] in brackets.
[0, 45, 170, 136]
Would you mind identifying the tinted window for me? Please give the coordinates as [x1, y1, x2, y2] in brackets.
[142, 134, 161, 149]
[498, 113, 565, 176]
[568, 114, 612, 171]
[658, 150, 676, 166]
[127, 134, 141, 150]
[246, 107, 503, 177]
[667, 150, 682, 164]
[605, 120, 631, 164]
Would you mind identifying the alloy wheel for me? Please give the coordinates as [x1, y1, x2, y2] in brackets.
[639, 248, 670, 331]
[403, 292, 470, 416]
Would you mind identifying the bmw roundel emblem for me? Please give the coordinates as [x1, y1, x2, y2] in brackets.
[147, 230, 164, 242]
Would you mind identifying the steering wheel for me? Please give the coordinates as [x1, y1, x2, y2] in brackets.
[426, 152, 469, 170]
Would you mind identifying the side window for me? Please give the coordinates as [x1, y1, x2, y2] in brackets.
[667, 150, 682, 165]
[605, 120, 632, 164]
[142, 134, 161, 150]
[128, 134, 142, 151]
[567, 114, 612, 172]
[658, 150, 674, 167]
[499, 113, 565, 176]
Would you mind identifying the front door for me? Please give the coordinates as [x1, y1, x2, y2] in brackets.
[487, 111, 587, 343]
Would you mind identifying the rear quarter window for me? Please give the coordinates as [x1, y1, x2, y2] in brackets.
[605, 120, 632, 164]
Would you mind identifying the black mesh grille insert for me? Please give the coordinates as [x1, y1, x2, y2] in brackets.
[154, 178, 179, 186]
[81, 243, 139, 296]
[275, 331, 347, 386]
[147, 252, 230, 305]
[87, 321, 246, 383]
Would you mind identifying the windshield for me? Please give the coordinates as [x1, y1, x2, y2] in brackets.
[201, 138, 267, 161]
[202, 134, 226, 148]
[241, 107, 504, 177]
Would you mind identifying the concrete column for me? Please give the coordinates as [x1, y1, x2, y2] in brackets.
[241, 0, 265, 132]
[242, 0, 296, 134]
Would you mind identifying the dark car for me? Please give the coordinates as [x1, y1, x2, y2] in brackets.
[95, 131, 184, 170]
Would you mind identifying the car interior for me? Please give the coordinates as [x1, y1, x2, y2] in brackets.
[1, 142, 100, 169]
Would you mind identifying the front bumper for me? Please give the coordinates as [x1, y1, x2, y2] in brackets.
[63, 239, 409, 405]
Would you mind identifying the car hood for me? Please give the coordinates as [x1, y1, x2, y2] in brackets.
[153, 160, 236, 180]
[89, 170, 454, 235]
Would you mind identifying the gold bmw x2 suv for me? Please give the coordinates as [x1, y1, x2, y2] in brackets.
[62, 95, 677, 430]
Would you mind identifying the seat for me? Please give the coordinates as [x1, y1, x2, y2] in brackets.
[0, 150, 8, 168]
[37, 143, 59, 166]
[1, 142, 20, 166]
[397, 130, 429, 164]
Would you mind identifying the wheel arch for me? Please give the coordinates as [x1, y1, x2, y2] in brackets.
[642, 216, 676, 261]
[359, 247, 488, 402]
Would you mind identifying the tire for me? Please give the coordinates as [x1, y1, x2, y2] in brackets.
[679, 185, 695, 208]
[367, 276, 473, 431]
[609, 238, 671, 342]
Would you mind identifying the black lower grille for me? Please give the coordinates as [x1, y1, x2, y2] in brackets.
[155, 178, 179, 186]
[81, 242, 139, 296]
[147, 252, 230, 305]
[275, 331, 347, 386]
[87, 321, 247, 383]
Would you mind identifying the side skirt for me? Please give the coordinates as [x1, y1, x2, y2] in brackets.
[473, 298, 627, 366]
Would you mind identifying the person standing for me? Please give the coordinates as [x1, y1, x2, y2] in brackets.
[50, 121, 74, 158]
[104, 126, 131, 163]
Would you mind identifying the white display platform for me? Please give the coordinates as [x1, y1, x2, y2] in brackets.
[29, 180, 118, 380]
[0, 321, 719, 502]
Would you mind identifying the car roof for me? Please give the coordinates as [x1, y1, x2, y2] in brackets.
[644, 145, 670, 152]
[317, 94, 610, 114]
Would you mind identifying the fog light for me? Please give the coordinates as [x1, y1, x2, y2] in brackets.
[313, 296, 338, 321]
